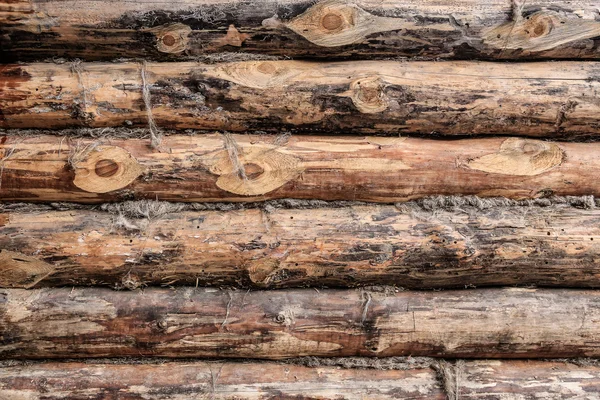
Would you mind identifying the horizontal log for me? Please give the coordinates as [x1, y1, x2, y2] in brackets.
[457, 360, 600, 398]
[0, 360, 444, 399]
[3, 200, 600, 289]
[2, 287, 600, 359]
[1, 359, 599, 399]
[1, 134, 600, 203]
[2, 0, 600, 62]
[2, 61, 600, 136]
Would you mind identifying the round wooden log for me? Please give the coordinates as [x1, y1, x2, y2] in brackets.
[0, 360, 444, 399]
[457, 360, 600, 398]
[2, 201, 600, 289]
[2, 0, 600, 62]
[1, 287, 600, 359]
[2, 61, 600, 136]
[1, 134, 599, 203]
[1, 359, 599, 399]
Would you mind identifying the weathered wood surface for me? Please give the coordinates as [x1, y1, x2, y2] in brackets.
[3, 0, 600, 62]
[2, 61, 600, 137]
[3, 202, 600, 289]
[457, 360, 600, 399]
[0, 360, 444, 400]
[1, 134, 598, 203]
[2, 360, 600, 400]
[2, 287, 600, 359]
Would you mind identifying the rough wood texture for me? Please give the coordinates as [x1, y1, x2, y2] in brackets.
[1, 134, 599, 203]
[2, 287, 600, 359]
[2, 61, 600, 136]
[0, 361, 444, 399]
[2, 0, 600, 62]
[2, 359, 600, 400]
[3, 202, 600, 289]
[458, 360, 600, 399]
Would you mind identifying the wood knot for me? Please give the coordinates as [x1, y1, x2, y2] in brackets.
[213, 61, 307, 89]
[467, 138, 564, 176]
[95, 159, 119, 178]
[348, 77, 389, 114]
[285, 0, 405, 47]
[156, 319, 168, 330]
[72, 145, 144, 193]
[243, 163, 265, 180]
[0, 250, 55, 289]
[162, 34, 176, 47]
[322, 13, 344, 31]
[148, 23, 192, 54]
[483, 11, 600, 52]
[207, 145, 304, 196]
[523, 14, 554, 38]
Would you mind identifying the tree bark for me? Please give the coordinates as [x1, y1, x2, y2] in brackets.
[1, 134, 599, 203]
[2, 201, 600, 289]
[3, 0, 600, 62]
[2, 61, 600, 136]
[0, 360, 444, 400]
[2, 287, 600, 359]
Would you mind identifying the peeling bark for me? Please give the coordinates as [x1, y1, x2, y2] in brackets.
[2, 61, 600, 136]
[3, 202, 600, 289]
[2, 0, 600, 62]
[1, 134, 599, 203]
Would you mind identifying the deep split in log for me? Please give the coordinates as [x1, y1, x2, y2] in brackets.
[0, 359, 445, 399]
[2, 287, 600, 359]
[2, 359, 600, 399]
[3, 0, 600, 61]
[1, 134, 599, 203]
[3, 200, 600, 289]
[2, 61, 600, 136]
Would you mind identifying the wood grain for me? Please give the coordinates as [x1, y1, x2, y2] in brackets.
[1, 134, 599, 203]
[2, 359, 600, 399]
[2, 287, 600, 359]
[2, 61, 600, 136]
[0, 360, 444, 399]
[3, 202, 600, 289]
[2, 0, 600, 61]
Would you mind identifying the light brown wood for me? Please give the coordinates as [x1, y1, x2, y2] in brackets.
[1, 134, 600, 203]
[2, 0, 600, 61]
[2, 287, 600, 359]
[2, 201, 600, 289]
[0, 360, 444, 399]
[2, 61, 600, 136]
[458, 360, 600, 399]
